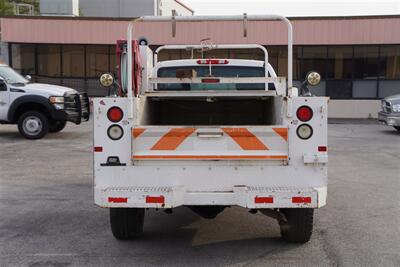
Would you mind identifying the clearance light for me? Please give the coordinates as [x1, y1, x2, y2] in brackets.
[254, 196, 274, 203]
[107, 107, 123, 123]
[145, 195, 165, 204]
[197, 59, 229, 65]
[107, 125, 124, 141]
[297, 106, 313, 122]
[292, 197, 311, 204]
[201, 78, 220, 83]
[297, 124, 313, 140]
[318, 146, 327, 152]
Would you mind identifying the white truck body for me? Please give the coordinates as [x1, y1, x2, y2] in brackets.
[93, 15, 328, 242]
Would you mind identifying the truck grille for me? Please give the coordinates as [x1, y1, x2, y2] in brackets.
[382, 100, 392, 113]
[64, 93, 90, 124]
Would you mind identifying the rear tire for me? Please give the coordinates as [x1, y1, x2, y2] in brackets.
[110, 208, 145, 240]
[394, 126, 400, 132]
[17, 110, 49, 140]
[49, 120, 67, 133]
[279, 208, 314, 243]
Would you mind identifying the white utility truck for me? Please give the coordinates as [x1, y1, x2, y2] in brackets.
[93, 15, 328, 243]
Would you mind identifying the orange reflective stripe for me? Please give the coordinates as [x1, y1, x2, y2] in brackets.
[273, 128, 288, 141]
[132, 155, 288, 160]
[132, 128, 146, 139]
[151, 128, 195, 150]
[222, 128, 268, 150]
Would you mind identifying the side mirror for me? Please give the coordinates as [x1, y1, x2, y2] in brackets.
[99, 73, 114, 87]
[305, 71, 321, 86]
[25, 75, 32, 81]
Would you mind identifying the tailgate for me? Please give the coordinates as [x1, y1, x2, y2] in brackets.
[132, 126, 288, 160]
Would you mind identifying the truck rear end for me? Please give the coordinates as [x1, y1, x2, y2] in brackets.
[93, 15, 328, 243]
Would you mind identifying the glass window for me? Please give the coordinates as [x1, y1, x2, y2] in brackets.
[277, 46, 300, 80]
[109, 45, 116, 76]
[353, 46, 379, 79]
[86, 45, 109, 77]
[37, 45, 61, 77]
[11, 44, 35, 75]
[326, 46, 353, 79]
[299, 46, 327, 80]
[379, 45, 400, 79]
[62, 45, 84, 77]
[157, 66, 266, 91]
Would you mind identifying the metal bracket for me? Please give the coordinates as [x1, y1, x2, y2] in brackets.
[172, 14, 176, 37]
[243, 13, 248, 37]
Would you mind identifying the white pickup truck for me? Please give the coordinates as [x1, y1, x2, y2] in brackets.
[93, 15, 328, 243]
[0, 64, 89, 139]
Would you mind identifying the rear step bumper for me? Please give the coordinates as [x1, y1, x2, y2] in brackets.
[95, 186, 327, 209]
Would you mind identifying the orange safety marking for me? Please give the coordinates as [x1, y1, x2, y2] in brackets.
[132, 155, 288, 160]
[132, 128, 146, 139]
[151, 128, 196, 150]
[222, 128, 268, 150]
[273, 128, 288, 141]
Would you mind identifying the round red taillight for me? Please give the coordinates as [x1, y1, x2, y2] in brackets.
[297, 106, 313, 122]
[107, 107, 123, 123]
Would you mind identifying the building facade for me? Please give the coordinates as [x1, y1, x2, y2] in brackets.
[1, 15, 400, 117]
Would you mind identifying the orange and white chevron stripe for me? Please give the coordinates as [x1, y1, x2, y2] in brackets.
[132, 126, 288, 160]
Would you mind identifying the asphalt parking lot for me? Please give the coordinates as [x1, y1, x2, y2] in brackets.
[1, 121, 399, 266]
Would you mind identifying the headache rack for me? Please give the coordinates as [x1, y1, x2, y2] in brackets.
[126, 15, 293, 118]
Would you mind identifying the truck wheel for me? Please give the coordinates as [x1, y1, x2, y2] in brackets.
[17, 110, 49, 140]
[279, 208, 314, 243]
[110, 208, 145, 240]
[394, 126, 400, 132]
[49, 120, 67, 133]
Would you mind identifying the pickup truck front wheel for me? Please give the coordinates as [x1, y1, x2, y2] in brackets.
[394, 126, 400, 132]
[17, 111, 49, 140]
[49, 120, 67, 133]
[279, 208, 314, 243]
[110, 208, 145, 240]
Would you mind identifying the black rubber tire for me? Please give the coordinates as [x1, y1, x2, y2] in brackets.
[49, 120, 67, 133]
[394, 126, 400, 132]
[279, 208, 314, 243]
[110, 208, 145, 240]
[17, 110, 49, 140]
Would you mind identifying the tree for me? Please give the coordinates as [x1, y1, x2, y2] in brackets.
[0, 0, 15, 16]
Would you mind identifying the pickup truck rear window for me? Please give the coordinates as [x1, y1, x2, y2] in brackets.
[157, 66, 274, 91]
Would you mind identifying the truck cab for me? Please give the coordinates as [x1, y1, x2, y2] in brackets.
[93, 15, 328, 243]
[0, 64, 89, 139]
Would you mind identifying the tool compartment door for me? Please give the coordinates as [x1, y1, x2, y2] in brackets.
[132, 126, 288, 160]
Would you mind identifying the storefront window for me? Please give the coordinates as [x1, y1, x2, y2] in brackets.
[277, 46, 300, 80]
[86, 45, 109, 77]
[326, 46, 353, 79]
[353, 46, 379, 79]
[37, 45, 61, 77]
[109, 45, 117, 76]
[62, 45, 85, 77]
[11, 44, 35, 75]
[299, 46, 327, 79]
[379, 45, 400, 79]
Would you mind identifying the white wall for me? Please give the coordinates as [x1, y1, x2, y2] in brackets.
[159, 0, 193, 16]
[329, 100, 381, 118]
[79, 0, 156, 17]
[40, 0, 79, 16]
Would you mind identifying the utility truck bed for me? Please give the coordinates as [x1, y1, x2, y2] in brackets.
[93, 14, 328, 244]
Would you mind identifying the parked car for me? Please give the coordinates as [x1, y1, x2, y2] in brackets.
[0, 64, 89, 139]
[378, 94, 400, 131]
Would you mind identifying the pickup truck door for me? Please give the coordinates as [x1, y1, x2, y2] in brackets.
[0, 81, 9, 121]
